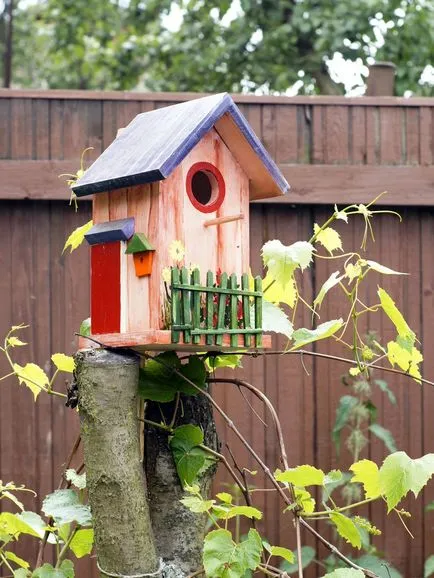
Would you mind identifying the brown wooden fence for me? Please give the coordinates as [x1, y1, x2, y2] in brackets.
[0, 89, 434, 577]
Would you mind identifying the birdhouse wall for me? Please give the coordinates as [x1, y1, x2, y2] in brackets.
[91, 128, 250, 336]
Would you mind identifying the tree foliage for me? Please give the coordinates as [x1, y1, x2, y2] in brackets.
[3, 0, 434, 95]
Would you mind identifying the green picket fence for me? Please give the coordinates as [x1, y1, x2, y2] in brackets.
[170, 267, 263, 347]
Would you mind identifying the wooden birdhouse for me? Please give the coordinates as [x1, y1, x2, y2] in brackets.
[73, 93, 289, 351]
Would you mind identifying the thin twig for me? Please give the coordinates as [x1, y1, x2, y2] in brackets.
[295, 517, 303, 578]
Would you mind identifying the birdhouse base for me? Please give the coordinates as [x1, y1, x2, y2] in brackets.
[78, 330, 271, 353]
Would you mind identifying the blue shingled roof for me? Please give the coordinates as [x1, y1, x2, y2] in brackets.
[72, 93, 289, 198]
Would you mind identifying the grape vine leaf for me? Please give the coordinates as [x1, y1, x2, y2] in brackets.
[0, 512, 40, 538]
[65, 469, 86, 490]
[13, 569, 29, 578]
[379, 451, 434, 511]
[7, 336, 27, 347]
[216, 492, 232, 504]
[13, 363, 49, 400]
[203, 528, 262, 578]
[357, 554, 402, 578]
[139, 352, 206, 402]
[378, 288, 415, 345]
[386, 340, 423, 383]
[51, 353, 75, 373]
[32, 560, 74, 578]
[180, 495, 215, 514]
[368, 423, 397, 453]
[275, 465, 325, 486]
[350, 460, 381, 500]
[63, 220, 93, 254]
[280, 545, 316, 574]
[364, 260, 408, 276]
[205, 355, 242, 371]
[4, 551, 29, 569]
[260, 301, 294, 339]
[269, 546, 294, 564]
[293, 488, 316, 514]
[16, 512, 57, 544]
[262, 239, 314, 285]
[374, 379, 396, 405]
[314, 271, 344, 310]
[262, 272, 297, 309]
[170, 424, 215, 487]
[69, 528, 94, 558]
[42, 490, 92, 526]
[314, 224, 342, 254]
[329, 512, 362, 549]
[345, 262, 362, 283]
[332, 395, 358, 454]
[291, 319, 343, 350]
[424, 554, 434, 578]
[224, 506, 262, 520]
[321, 570, 364, 578]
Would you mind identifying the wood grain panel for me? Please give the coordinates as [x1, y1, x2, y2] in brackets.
[324, 106, 349, 163]
[0, 98, 10, 158]
[380, 107, 404, 164]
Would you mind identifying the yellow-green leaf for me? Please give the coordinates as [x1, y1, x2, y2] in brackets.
[275, 465, 325, 486]
[216, 492, 233, 504]
[387, 340, 423, 383]
[7, 337, 27, 347]
[13, 363, 49, 400]
[294, 488, 315, 514]
[0, 512, 40, 538]
[51, 353, 75, 373]
[378, 288, 415, 344]
[291, 319, 343, 350]
[364, 260, 408, 276]
[225, 506, 262, 520]
[329, 512, 361, 549]
[270, 546, 295, 564]
[314, 224, 342, 255]
[345, 262, 362, 283]
[5, 551, 29, 569]
[63, 220, 93, 254]
[350, 460, 381, 499]
[262, 272, 297, 309]
[69, 528, 94, 558]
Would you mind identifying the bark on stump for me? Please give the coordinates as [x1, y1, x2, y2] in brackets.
[76, 349, 158, 577]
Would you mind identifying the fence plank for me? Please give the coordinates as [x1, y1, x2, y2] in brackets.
[215, 273, 228, 346]
[206, 271, 214, 346]
[192, 269, 201, 345]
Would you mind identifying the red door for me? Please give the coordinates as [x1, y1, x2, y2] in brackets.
[91, 242, 121, 334]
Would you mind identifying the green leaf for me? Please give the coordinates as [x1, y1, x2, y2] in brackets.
[225, 506, 262, 520]
[32, 560, 74, 578]
[0, 512, 41, 538]
[262, 239, 314, 285]
[42, 490, 92, 526]
[203, 529, 262, 578]
[369, 424, 397, 453]
[170, 424, 214, 486]
[280, 545, 315, 574]
[205, 355, 242, 371]
[386, 340, 423, 383]
[139, 353, 206, 402]
[63, 220, 93, 254]
[260, 301, 294, 339]
[329, 512, 362, 549]
[293, 488, 315, 514]
[180, 495, 214, 514]
[314, 271, 344, 310]
[13, 570, 30, 578]
[269, 546, 294, 564]
[332, 395, 358, 454]
[379, 451, 434, 511]
[65, 469, 86, 490]
[79, 318, 91, 337]
[350, 460, 381, 499]
[5, 551, 30, 569]
[374, 379, 396, 405]
[425, 555, 434, 578]
[291, 319, 343, 350]
[314, 224, 342, 254]
[69, 528, 94, 558]
[275, 465, 325, 486]
[321, 571, 364, 578]
[356, 555, 402, 578]
[13, 363, 49, 400]
[51, 353, 75, 373]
